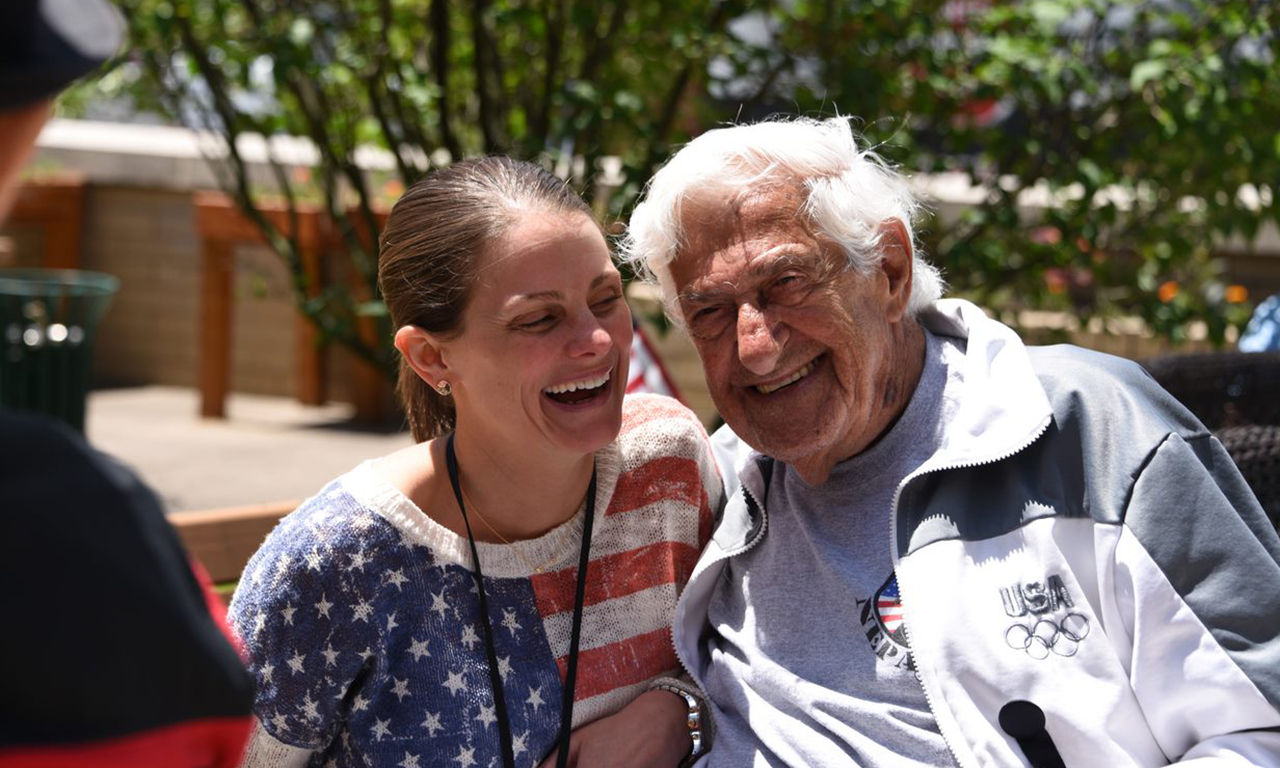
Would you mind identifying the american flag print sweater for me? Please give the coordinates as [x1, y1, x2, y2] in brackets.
[228, 394, 721, 768]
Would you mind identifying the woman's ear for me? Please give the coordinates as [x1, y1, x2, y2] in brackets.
[394, 325, 450, 389]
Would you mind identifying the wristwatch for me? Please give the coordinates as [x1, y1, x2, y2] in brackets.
[654, 682, 706, 766]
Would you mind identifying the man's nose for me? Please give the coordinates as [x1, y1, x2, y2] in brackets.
[736, 302, 786, 375]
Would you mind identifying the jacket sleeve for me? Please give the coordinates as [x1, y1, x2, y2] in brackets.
[1119, 431, 1280, 765]
[0, 412, 255, 767]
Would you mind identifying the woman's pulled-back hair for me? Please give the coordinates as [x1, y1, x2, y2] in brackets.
[377, 156, 595, 442]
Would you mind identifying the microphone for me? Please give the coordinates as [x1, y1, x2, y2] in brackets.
[999, 700, 1066, 768]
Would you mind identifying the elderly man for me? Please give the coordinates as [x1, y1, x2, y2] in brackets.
[622, 117, 1280, 767]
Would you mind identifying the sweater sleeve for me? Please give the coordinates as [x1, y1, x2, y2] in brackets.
[228, 490, 384, 752]
[1120, 431, 1280, 765]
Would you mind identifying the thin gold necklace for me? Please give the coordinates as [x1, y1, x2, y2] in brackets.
[458, 484, 566, 575]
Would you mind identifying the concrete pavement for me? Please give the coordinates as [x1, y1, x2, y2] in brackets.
[85, 386, 414, 513]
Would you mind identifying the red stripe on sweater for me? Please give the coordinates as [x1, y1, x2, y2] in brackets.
[605, 456, 702, 517]
[531, 540, 700, 617]
[0, 716, 252, 768]
[556, 627, 679, 699]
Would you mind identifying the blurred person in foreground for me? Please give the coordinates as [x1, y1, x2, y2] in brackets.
[621, 116, 1280, 767]
[0, 0, 255, 766]
[228, 156, 721, 768]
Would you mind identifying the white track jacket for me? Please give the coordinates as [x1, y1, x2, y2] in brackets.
[679, 299, 1280, 767]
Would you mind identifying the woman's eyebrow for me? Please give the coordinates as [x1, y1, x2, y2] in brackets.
[513, 272, 619, 303]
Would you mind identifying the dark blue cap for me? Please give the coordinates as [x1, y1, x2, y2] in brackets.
[0, 0, 125, 111]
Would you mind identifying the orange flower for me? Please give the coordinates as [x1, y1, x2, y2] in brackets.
[1158, 281, 1179, 302]
[1225, 284, 1248, 303]
[1044, 268, 1067, 295]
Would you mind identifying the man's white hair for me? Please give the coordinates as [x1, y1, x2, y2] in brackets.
[619, 116, 944, 323]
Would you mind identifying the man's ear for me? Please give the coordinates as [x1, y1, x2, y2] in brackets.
[876, 218, 914, 322]
[394, 325, 450, 390]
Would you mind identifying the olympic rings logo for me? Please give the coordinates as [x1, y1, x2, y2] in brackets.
[1005, 613, 1090, 659]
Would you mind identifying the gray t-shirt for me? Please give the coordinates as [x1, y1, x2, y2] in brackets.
[703, 331, 965, 767]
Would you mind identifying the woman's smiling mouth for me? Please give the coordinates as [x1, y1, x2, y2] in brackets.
[544, 370, 611, 404]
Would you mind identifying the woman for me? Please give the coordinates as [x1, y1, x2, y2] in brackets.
[228, 157, 721, 768]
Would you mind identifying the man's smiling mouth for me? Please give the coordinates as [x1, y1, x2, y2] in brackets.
[755, 359, 816, 394]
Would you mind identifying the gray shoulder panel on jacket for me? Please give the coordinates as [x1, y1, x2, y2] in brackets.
[1125, 431, 1280, 710]
[897, 344, 1209, 555]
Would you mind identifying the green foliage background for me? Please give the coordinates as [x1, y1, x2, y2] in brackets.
[68, 0, 1278, 372]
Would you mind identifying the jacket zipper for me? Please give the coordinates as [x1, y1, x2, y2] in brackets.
[890, 414, 1052, 768]
[670, 473, 771, 688]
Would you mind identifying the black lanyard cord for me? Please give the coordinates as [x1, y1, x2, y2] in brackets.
[445, 434, 596, 768]
[554, 463, 597, 767]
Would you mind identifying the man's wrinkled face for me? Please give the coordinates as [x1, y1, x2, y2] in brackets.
[670, 184, 914, 483]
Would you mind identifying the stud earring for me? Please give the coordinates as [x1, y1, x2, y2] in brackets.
[434, 380, 452, 396]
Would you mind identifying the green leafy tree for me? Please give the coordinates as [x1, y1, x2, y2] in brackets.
[100, 0, 756, 373]
[759, 0, 1275, 343]
[72, 0, 1278, 374]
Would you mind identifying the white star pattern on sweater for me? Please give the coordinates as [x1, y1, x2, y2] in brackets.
[390, 677, 411, 702]
[348, 549, 368, 571]
[459, 623, 479, 650]
[352, 600, 373, 622]
[408, 637, 430, 661]
[321, 644, 340, 667]
[453, 746, 476, 767]
[422, 710, 443, 736]
[501, 609, 522, 635]
[314, 594, 333, 619]
[526, 686, 544, 712]
[398, 752, 421, 768]
[372, 718, 392, 741]
[475, 703, 496, 729]
[430, 591, 450, 619]
[287, 651, 305, 675]
[301, 694, 320, 722]
[443, 670, 467, 697]
[385, 568, 409, 590]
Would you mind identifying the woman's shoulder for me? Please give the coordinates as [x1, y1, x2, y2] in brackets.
[264, 470, 388, 553]
[614, 394, 721, 490]
[620, 393, 708, 439]
[232, 467, 403, 603]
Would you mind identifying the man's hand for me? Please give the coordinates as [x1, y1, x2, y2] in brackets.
[535, 689, 692, 768]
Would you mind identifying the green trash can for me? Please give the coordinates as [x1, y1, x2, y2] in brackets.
[0, 269, 120, 433]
